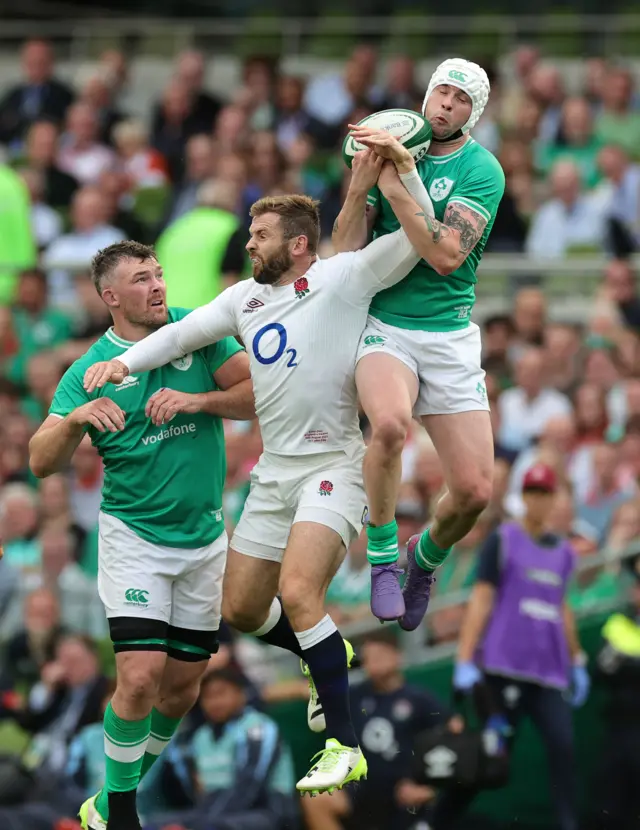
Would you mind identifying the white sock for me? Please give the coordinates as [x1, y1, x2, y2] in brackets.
[249, 597, 282, 637]
[295, 614, 337, 650]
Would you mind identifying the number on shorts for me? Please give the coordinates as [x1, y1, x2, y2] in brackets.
[252, 323, 298, 368]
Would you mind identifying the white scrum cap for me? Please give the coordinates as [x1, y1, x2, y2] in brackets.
[423, 58, 491, 134]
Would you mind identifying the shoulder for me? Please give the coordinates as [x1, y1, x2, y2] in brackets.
[465, 141, 505, 182]
[167, 306, 192, 323]
[241, 709, 279, 740]
[61, 338, 110, 380]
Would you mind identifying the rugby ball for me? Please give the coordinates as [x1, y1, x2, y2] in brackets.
[342, 109, 432, 169]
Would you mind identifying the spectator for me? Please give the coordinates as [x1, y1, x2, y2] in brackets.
[377, 55, 422, 111]
[157, 177, 246, 308]
[526, 160, 606, 258]
[0, 38, 74, 145]
[23, 352, 64, 424]
[0, 635, 109, 775]
[78, 72, 125, 147]
[596, 144, 640, 255]
[57, 102, 116, 186]
[148, 668, 298, 830]
[39, 473, 87, 561]
[573, 382, 609, 447]
[500, 44, 541, 130]
[575, 442, 636, 545]
[537, 96, 603, 189]
[512, 287, 547, 352]
[304, 44, 377, 128]
[0, 587, 64, 691]
[42, 185, 125, 309]
[150, 77, 207, 180]
[273, 75, 318, 153]
[96, 169, 148, 242]
[584, 56, 608, 111]
[481, 314, 514, 387]
[526, 63, 565, 144]
[0, 482, 41, 571]
[305, 631, 448, 830]
[544, 322, 583, 395]
[160, 133, 215, 229]
[213, 104, 250, 155]
[174, 50, 222, 132]
[3, 268, 72, 389]
[594, 67, 640, 161]
[237, 54, 279, 131]
[112, 118, 169, 190]
[242, 129, 289, 212]
[21, 120, 79, 209]
[498, 346, 573, 453]
[19, 167, 62, 249]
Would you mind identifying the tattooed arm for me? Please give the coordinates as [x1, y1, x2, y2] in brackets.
[379, 180, 488, 275]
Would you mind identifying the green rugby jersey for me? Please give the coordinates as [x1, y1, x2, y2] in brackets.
[49, 307, 243, 549]
[367, 138, 505, 332]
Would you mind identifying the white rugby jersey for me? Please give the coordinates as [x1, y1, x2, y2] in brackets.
[121, 228, 419, 457]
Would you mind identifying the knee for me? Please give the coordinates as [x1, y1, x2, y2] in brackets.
[159, 676, 202, 714]
[280, 575, 321, 624]
[369, 410, 411, 455]
[118, 663, 162, 708]
[452, 474, 493, 518]
[221, 594, 268, 634]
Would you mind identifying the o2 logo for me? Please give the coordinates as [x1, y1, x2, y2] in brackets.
[252, 323, 298, 368]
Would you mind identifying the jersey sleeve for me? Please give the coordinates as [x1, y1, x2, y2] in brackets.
[448, 154, 506, 224]
[122, 288, 239, 374]
[336, 228, 420, 304]
[206, 335, 244, 375]
[49, 363, 91, 418]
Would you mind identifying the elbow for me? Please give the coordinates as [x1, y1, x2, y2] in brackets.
[432, 254, 460, 276]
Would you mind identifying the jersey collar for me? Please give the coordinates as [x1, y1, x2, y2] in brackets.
[105, 328, 135, 349]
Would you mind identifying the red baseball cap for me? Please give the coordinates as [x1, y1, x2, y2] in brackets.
[522, 463, 557, 493]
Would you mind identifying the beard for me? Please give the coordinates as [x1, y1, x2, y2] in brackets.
[252, 243, 294, 285]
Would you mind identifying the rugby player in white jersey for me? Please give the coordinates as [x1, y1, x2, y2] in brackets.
[82, 153, 424, 795]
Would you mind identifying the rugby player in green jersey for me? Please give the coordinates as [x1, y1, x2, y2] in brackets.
[333, 58, 505, 628]
[29, 241, 254, 830]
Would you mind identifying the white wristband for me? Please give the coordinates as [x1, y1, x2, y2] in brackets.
[399, 167, 435, 218]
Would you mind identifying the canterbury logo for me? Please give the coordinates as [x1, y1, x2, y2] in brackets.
[125, 588, 149, 604]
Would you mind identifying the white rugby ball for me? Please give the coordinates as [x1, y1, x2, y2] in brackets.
[342, 108, 432, 169]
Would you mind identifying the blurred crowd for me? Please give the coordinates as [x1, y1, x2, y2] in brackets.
[1, 32, 640, 830]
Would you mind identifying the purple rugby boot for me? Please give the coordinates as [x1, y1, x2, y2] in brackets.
[399, 535, 436, 631]
[370, 564, 405, 622]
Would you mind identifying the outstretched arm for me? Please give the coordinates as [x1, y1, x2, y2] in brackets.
[84, 291, 238, 392]
[332, 151, 382, 252]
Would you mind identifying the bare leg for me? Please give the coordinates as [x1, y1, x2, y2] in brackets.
[422, 410, 494, 550]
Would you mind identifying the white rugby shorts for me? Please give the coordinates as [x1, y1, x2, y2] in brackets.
[356, 316, 489, 418]
[98, 511, 226, 631]
[231, 450, 366, 563]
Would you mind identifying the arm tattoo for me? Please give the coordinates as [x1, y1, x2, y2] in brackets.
[444, 207, 488, 254]
[415, 211, 451, 244]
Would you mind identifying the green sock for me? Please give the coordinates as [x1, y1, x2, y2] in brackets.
[140, 708, 182, 779]
[95, 702, 152, 819]
[367, 520, 399, 565]
[415, 527, 452, 571]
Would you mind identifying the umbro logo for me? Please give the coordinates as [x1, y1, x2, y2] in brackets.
[243, 298, 265, 314]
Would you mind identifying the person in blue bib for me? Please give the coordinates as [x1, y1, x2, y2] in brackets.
[440, 462, 590, 830]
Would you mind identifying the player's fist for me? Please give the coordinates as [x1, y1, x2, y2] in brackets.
[83, 359, 129, 392]
[69, 398, 126, 433]
[145, 388, 201, 426]
[348, 149, 384, 194]
[348, 124, 414, 171]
